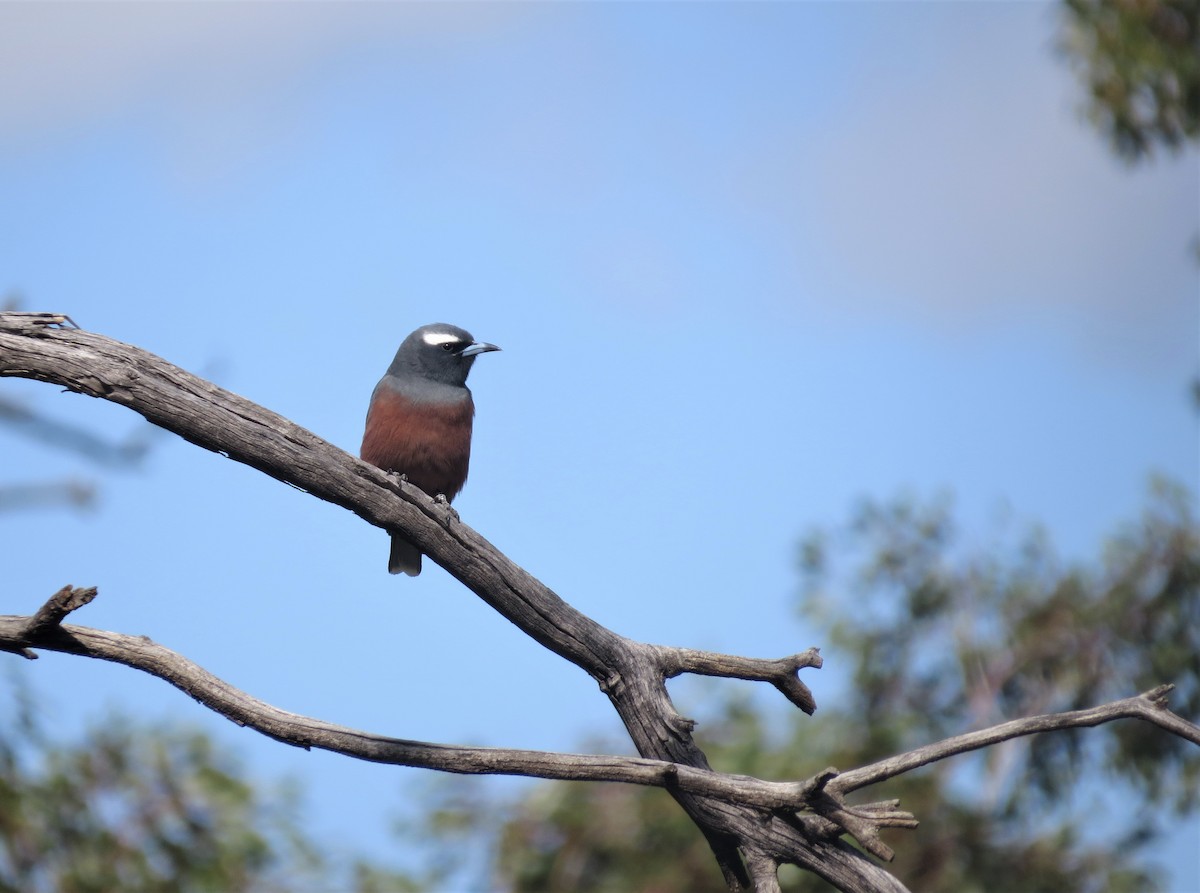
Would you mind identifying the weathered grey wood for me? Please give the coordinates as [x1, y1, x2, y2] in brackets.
[0, 311, 900, 891]
[0, 610, 858, 809]
[2, 312, 1195, 892]
[20, 583, 97, 639]
[826, 683, 1200, 796]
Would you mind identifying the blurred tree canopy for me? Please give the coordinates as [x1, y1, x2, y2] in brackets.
[404, 481, 1199, 892]
[0, 677, 418, 893]
[1060, 0, 1200, 161]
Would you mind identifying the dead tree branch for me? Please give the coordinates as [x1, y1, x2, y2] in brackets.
[655, 645, 823, 714]
[826, 684, 1200, 797]
[1, 311, 1196, 893]
[0, 588, 856, 812]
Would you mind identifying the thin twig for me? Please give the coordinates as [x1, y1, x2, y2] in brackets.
[0, 600, 841, 811]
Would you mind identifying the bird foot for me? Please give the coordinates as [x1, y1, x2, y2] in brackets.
[434, 493, 460, 524]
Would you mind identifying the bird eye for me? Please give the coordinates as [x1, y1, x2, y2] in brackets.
[440, 342, 456, 352]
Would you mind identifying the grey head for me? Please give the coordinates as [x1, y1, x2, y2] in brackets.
[385, 323, 501, 388]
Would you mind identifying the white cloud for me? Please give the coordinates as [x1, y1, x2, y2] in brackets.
[0, 3, 521, 148]
[730, 4, 1198, 371]
[2, 3, 1193, 372]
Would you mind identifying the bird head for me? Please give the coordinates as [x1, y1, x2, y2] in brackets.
[388, 323, 501, 387]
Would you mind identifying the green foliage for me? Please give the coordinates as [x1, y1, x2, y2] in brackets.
[0, 680, 418, 893]
[405, 482, 1198, 892]
[792, 480, 1197, 891]
[1061, 0, 1200, 160]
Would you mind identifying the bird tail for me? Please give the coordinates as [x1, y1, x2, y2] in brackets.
[388, 534, 422, 576]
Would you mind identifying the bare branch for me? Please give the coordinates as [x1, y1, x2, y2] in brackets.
[1, 316, 863, 891]
[20, 584, 97, 638]
[0, 592, 885, 817]
[785, 685, 1198, 860]
[0, 584, 98, 660]
[827, 685, 1200, 797]
[743, 851, 783, 893]
[4, 311, 1194, 893]
[0, 606, 703, 788]
[656, 645, 823, 714]
[804, 792, 919, 863]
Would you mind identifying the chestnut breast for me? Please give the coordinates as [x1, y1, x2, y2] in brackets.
[360, 382, 476, 501]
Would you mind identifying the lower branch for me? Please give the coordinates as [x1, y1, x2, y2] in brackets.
[0, 588, 844, 814]
[826, 685, 1200, 797]
[5, 584, 1195, 888]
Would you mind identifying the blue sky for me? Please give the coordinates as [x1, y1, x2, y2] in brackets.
[1, 2, 1197, 888]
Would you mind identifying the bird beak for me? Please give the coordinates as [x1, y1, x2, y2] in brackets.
[460, 341, 501, 357]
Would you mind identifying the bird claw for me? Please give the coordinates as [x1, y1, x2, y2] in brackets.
[434, 493, 460, 524]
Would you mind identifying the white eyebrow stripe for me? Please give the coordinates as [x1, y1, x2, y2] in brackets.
[422, 331, 462, 346]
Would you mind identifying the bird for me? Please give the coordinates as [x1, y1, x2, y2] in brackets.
[360, 323, 500, 576]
